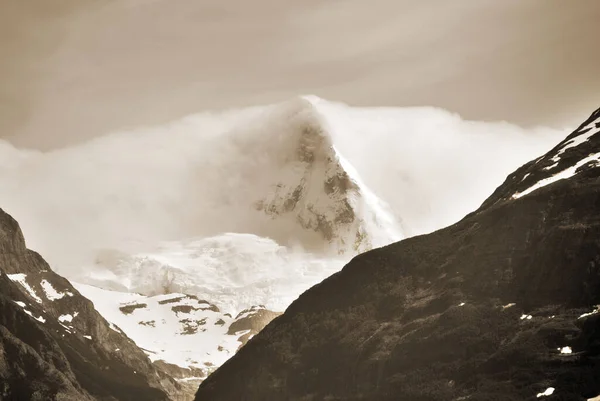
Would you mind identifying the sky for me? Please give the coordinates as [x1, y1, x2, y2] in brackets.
[1, 0, 599, 150]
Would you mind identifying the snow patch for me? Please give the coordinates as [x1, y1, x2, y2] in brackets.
[537, 387, 555, 398]
[59, 314, 74, 323]
[550, 116, 600, 162]
[40, 279, 74, 301]
[512, 152, 600, 199]
[543, 162, 558, 171]
[558, 346, 572, 354]
[24, 310, 46, 323]
[578, 306, 600, 319]
[176, 377, 204, 383]
[520, 314, 532, 320]
[7, 274, 42, 303]
[13, 301, 46, 323]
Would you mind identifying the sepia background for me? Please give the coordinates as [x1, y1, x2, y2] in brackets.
[1, 0, 599, 150]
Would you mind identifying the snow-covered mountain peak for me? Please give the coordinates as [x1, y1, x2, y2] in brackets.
[252, 96, 403, 255]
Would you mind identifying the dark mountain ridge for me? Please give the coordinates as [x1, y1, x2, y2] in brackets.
[0, 208, 182, 400]
[195, 107, 600, 401]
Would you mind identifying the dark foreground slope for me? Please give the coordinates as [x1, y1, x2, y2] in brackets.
[196, 108, 600, 401]
[0, 208, 182, 401]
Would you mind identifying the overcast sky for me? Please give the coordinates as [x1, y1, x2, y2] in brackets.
[1, 0, 599, 150]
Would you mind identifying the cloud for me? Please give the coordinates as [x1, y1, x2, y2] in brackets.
[314, 99, 565, 235]
[0, 97, 565, 276]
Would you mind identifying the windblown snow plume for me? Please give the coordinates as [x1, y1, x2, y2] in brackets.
[0, 96, 563, 274]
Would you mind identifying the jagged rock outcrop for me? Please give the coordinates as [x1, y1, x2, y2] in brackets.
[194, 108, 600, 401]
[0, 208, 183, 400]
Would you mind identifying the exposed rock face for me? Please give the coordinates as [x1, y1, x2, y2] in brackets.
[228, 306, 282, 348]
[195, 108, 600, 401]
[0, 208, 182, 400]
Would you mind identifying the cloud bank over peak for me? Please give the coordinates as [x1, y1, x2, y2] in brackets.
[0, 96, 565, 275]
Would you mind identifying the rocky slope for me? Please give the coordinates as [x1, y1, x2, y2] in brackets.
[0, 208, 184, 400]
[194, 107, 600, 401]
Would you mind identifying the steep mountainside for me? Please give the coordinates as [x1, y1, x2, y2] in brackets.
[195, 108, 600, 401]
[0, 208, 183, 401]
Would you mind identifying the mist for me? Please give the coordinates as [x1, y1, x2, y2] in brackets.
[0, 97, 565, 279]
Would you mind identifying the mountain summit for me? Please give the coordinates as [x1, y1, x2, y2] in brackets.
[242, 96, 403, 255]
[194, 107, 600, 401]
